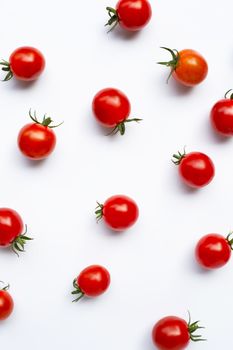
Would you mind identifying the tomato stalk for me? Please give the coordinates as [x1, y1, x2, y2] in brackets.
[95, 202, 104, 221]
[0, 282, 10, 291]
[188, 312, 206, 342]
[11, 224, 33, 256]
[0, 60, 13, 81]
[157, 47, 180, 83]
[108, 118, 142, 136]
[29, 109, 63, 128]
[224, 89, 233, 100]
[226, 232, 233, 250]
[105, 7, 119, 32]
[71, 279, 84, 302]
[172, 148, 186, 165]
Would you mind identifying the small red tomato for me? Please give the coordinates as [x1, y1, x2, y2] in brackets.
[105, 0, 152, 32]
[172, 149, 215, 188]
[195, 233, 232, 269]
[0, 46, 45, 81]
[18, 110, 62, 160]
[0, 208, 32, 255]
[95, 195, 139, 231]
[152, 314, 205, 350]
[71, 265, 111, 302]
[0, 283, 14, 320]
[210, 90, 233, 136]
[92, 88, 141, 135]
[158, 47, 208, 86]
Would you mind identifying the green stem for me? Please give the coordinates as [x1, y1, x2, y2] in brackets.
[0, 60, 13, 81]
[188, 311, 206, 342]
[172, 147, 186, 165]
[72, 279, 84, 302]
[29, 109, 63, 128]
[95, 202, 104, 221]
[157, 47, 180, 83]
[108, 118, 142, 136]
[11, 224, 33, 256]
[105, 7, 119, 33]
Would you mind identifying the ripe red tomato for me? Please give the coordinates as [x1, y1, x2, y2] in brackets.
[18, 110, 62, 160]
[95, 195, 139, 231]
[92, 88, 141, 135]
[0, 46, 45, 81]
[210, 90, 233, 136]
[195, 233, 232, 269]
[172, 149, 215, 188]
[152, 314, 205, 350]
[71, 265, 111, 302]
[0, 208, 32, 254]
[105, 0, 152, 32]
[0, 283, 14, 320]
[158, 47, 208, 86]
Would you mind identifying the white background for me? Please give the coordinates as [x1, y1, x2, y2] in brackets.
[0, 0, 233, 349]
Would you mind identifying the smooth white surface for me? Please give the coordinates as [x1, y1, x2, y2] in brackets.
[0, 0, 233, 349]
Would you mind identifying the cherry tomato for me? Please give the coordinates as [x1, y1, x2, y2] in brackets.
[0, 208, 32, 255]
[95, 195, 139, 231]
[71, 265, 111, 302]
[172, 149, 215, 188]
[92, 88, 141, 135]
[18, 110, 62, 160]
[152, 314, 205, 350]
[158, 47, 208, 86]
[105, 0, 152, 32]
[210, 90, 233, 136]
[195, 233, 232, 269]
[0, 283, 14, 320]
[0, 46, 45, 81]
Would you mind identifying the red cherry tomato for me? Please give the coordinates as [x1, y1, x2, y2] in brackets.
[172, 149, 215, 188]
[95, 195, 139, 231]
[152, 314, 205, 350]
[18, 110, 62, 160]
[158, 48, 208, 86]
[0, 46, 45, 81]
[210, 90, 233, 136]
[105, 0, 152, 32]
[71, 265, 111, 301]
[195, 233, 232, 269]
[0, 208, 32, 254]
[0, 283, 14, 320]
[92, 88, 141, 135]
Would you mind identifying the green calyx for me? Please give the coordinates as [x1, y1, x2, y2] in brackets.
[188, 312, 206, 342]
[0, 281, 10, 291]
[11, 224, 33, 256]
[71, 279, 84, 302]
[95, 202, 104, 222]
[224, 89, 233, 100]
[105, 7, 119, 32]
[29, 109, 63, 128]
[0, 60, 13, 81]
[157, 47, 180, 83]
[226, 232, 233, 250]
[108, 118, 142, 136]
[172, 147, 186, 165]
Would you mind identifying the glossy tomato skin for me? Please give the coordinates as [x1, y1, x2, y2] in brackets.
[9, 46, 45, 81]
[116, 0, 152, 31]
[0, 290, 14, 320]
[18, 123, 56, 160]
[77, 265, 110, 297]
[210, 99, 233, 136]
[152, 316, 190, 350]
[0, 208, 23, 247]
[103, 195, 139, 231]
[173, 50, 208, 87]
[195, 234, 231, 269]
[92, 88, 131, 128]
[178, 152, 215, 188]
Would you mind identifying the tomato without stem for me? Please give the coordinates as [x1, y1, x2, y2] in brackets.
[0, 283, 14, 321]
[105, 0, 152, 32]
[18, 110, 62, 160]
[152, 314, 205, 350]
[195, 233, 232, 269]
[172, 149, 215, 188]
[0, 208, 32, 255]
[95, 195, 139, 231]
[71, 265, 111, 302]
[0, 46, 45, 81]
[92, 88, 141, 135]
[158, 47, 208, 86]
[210, 90, 233, 136]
